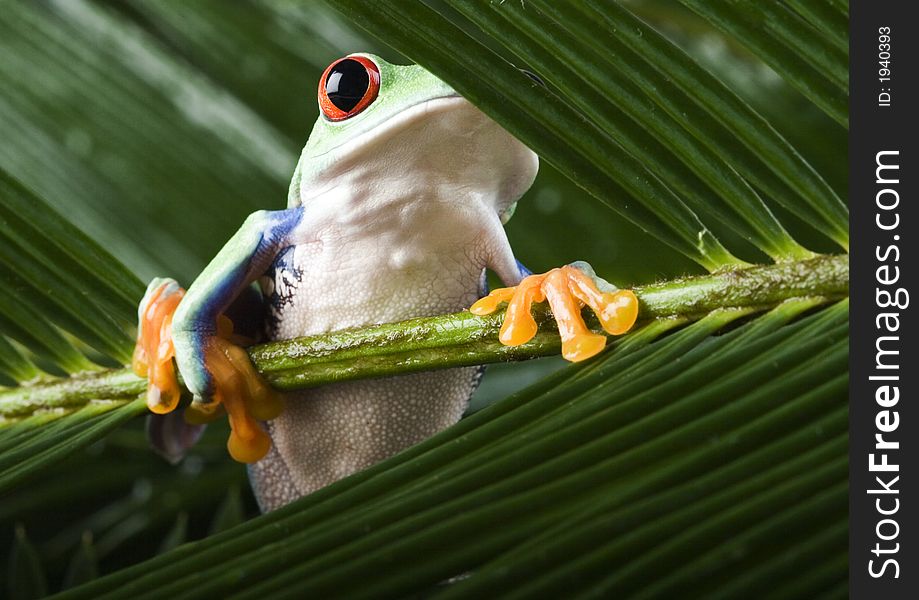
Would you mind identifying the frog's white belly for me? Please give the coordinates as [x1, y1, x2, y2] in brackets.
[248, 225, 487, 512]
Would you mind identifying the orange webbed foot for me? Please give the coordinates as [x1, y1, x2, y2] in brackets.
[470, 262, 638, 362]
[199, 326, 284, 463]
[133, 279, 283, 464]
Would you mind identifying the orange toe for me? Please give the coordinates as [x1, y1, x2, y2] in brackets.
[147, 359, 181, 414]
[470, 287, 516, 316]
[562, 332, 608, 362]
[228, 426, 271, 464]
[597, 290, 639, 335]
[499, 280, 543, 346]
[543, 268, 606, 359]
[226, 342, 284, 421]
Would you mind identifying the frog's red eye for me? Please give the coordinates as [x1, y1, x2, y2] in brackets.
[318, 56, 381, 121]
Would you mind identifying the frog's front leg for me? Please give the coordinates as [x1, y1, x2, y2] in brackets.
[134, 208, 304, 463]
[475, 219, 638, 362]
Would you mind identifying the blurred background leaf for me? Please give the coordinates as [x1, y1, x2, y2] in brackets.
[0, 0, 847, 597]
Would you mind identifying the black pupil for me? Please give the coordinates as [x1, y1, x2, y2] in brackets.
[325, 59, 369, 112]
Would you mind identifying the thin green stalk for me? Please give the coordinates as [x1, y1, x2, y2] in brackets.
[0, 254, 848, 419]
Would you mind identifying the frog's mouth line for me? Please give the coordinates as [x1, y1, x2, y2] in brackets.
[305, 94, 467, 160]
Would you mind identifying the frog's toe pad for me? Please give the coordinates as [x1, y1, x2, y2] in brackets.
[470, 264, 638, 362]
[133, 279, 185, 414]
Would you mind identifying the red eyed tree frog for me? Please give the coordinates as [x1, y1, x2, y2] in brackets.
[133, 54, 638, 512]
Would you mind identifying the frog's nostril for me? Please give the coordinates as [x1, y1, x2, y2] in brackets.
[319, 55, 381, 121]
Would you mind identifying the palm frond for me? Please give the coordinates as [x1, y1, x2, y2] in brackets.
[0, 0, 294, 282]
[0, 170, 147, 496]
[0, 170, 141, 371]
[0, 0, 848, 596]
[677, 0, 848, 127]
[59, 300, 847, 598]
[0, 400, 145, 496]
[327, 0, 847, 261]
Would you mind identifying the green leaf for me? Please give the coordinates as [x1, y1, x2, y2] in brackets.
[445, 0, 808, 262]
[56, 301, 847, 598]
[0, 400, 145, 495]
[0, 0, 849, 596]
[782, 0, 848, 54]
[0, 331, 39, 383]
[480, 0, 849, 251]
[0, 170, 143, 368]
[62, 533, 99, 590]
[109, 0, 374, 137]
[677, 0, 848, 127]
[0, 0, 295, 282]
[7, 525, 47, 600]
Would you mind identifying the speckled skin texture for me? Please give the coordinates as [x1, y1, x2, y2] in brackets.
[245, 72, 539, 511]
[251, 373, 479, 511]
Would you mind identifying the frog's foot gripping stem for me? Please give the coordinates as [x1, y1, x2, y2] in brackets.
[132, 279, 283, 464]
[184, 334, 284, 463]
[470, 262, 639, 362]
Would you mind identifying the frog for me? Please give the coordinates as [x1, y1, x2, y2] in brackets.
[132, 53, 638, 512]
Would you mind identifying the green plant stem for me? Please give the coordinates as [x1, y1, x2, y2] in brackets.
[0, 254, 848, 419]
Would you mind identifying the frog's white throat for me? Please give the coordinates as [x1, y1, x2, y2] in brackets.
[296, 96, 538, 222]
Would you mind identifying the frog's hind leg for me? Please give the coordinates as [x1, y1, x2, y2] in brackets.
[471, 262, 638, 362]
[133, 278, 284, 464]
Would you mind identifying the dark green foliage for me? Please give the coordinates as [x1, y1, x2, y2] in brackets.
[0, 1, 848, 597]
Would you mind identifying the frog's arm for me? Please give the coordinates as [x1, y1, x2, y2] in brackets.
[172, 208, 304, 399]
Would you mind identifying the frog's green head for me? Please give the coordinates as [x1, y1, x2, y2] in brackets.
[289, 54, 538, 224]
